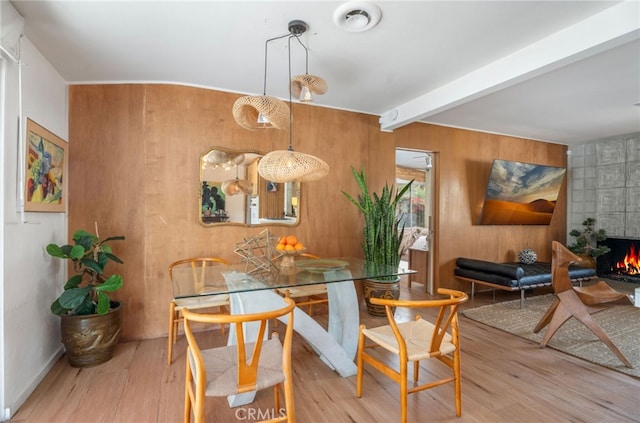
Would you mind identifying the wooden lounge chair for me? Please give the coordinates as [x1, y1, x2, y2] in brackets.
[533, 241, 632, 368]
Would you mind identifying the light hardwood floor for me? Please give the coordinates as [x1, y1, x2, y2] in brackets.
[11, 280, 640, 423]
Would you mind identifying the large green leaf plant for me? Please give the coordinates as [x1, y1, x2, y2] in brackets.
[342, 166, 413, 278]
[46, 229, 125, 315]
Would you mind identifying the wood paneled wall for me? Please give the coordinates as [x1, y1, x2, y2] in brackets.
[69, 84, 567, 340]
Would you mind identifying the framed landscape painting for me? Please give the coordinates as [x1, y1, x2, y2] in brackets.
[478, 159, 566, 225]
[24, 119, 67, 212]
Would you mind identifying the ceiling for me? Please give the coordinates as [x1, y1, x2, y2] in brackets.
[8, 0, 640, 149]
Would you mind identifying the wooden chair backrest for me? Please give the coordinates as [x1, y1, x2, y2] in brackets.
[370, 288, 468, 355]
[182, 298, 295, 393]
[167, 257, 230, 296]
[551, 241, 581, 294]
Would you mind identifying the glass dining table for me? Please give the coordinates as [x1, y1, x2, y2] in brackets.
[171, 257, 415, 407]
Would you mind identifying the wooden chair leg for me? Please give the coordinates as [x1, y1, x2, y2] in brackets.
[453, 349, 462, 417]
[541, 292, 632, 368]
[168, 302, 176, 366]
[219, 305, 227, 335]
[356, 327, 366, 398]
[399, 360, 408, 423]
[539, 301, 572, 347]
[533, 298, 560, 333]
[184, 358, 192, 423]
[561, 293, 632, 367]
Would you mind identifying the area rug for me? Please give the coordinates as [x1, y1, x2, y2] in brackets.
[462, 294, 640, 378]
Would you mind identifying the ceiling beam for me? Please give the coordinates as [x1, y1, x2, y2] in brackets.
[379, 1, 640, 132]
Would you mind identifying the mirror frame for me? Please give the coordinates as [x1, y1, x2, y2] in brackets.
[199, 146, 301, 228]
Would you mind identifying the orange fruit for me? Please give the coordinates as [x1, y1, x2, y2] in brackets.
[278, 236, 287, 245]
[286, 235, 298, 246]
[294, 243, 304, 250]
[276, 243, 286, 250]
[284, 244, 295, 251]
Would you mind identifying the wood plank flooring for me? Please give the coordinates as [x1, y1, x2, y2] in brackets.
[11, 280, 640, 423]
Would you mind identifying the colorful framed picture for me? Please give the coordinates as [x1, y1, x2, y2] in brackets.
[24, 119, 67, 212]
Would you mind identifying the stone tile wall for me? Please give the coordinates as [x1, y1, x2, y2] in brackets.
[568, 132, 640, 239]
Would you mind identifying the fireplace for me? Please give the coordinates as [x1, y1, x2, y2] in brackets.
[597, 238, 640, 282]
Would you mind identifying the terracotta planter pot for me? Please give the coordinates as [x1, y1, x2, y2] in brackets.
[59, 301, 122, 367]
[576, 254, 596, 269]
[363, 277, 400, 317]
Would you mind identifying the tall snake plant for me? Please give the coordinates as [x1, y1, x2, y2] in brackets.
[343, 166, 413, 277]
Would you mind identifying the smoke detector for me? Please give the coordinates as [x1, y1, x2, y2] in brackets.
[333, 1, 382, 32]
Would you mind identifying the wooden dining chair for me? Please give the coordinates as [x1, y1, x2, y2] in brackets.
[182, 297, 296, 423]
[276, 253, 328, 315]
[167, 257, 231, 366]
[356, 288, 469, 423]
[533, 241, 632, 367]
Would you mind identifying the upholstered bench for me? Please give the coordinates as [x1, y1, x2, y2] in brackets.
[454, 258, 596, 308]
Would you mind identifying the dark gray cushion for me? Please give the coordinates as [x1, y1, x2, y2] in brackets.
[455, 258, 596, 289]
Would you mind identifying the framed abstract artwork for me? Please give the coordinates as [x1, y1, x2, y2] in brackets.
[24, 119, 67, 212]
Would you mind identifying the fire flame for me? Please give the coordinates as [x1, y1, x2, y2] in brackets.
[613, 244, 640, 275]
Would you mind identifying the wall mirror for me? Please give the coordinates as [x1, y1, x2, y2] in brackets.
[199, 147, 301, 227]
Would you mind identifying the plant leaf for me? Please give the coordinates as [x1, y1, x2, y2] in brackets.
[95, 275, 123, 292]
[59, 287, 91, 309]
[64, 274, 84, 290]
[96, 291, 110, 315]
[50, 299, 69, 315]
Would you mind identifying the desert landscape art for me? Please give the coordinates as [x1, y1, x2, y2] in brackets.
[479, 159, 566, 225]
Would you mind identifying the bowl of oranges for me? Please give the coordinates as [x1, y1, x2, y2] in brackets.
[276, 235, 305, 255]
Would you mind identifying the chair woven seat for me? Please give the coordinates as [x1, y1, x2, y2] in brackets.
[356, 289, 468, 423]
[174, 295, 230, 310]
[362, 318, 456, 360]
[199, 338, 285, 396]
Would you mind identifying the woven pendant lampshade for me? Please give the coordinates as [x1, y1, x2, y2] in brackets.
[221, 178, 253, 196]
[232, 95, 290, 130]
[251, 20, 329, 184]
[257, 149, 329, 183]
[202, 151, 245, 169]
[291, 74, 328, 102]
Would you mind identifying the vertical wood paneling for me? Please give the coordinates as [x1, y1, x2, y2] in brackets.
[69, 84, 567, 339]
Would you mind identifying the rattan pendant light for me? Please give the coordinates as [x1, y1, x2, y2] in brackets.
[202, 151, 245, 169]
[258, 20, 329, 183]
[290, 31, 327, 102]
[222, 165, 253, 196]
[232, 28, 291, 130]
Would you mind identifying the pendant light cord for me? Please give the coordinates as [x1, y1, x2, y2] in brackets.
[288, 35, 294, 151]
[262, 33, 289, 95]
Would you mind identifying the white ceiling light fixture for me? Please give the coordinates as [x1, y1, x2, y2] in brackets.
[333, 1, 382, 33]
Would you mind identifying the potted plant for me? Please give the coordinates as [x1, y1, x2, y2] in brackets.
[343, 166, 413, 316]
[46, 227, 125, 367]
[567, 217, 610, 268]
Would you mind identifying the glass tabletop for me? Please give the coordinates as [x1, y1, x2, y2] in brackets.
[171, 257, 416, 299]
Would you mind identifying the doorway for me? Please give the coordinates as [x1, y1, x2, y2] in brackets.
[395, 148, 435, 293]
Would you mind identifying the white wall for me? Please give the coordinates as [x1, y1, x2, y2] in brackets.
[2, 35, 67, 419]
